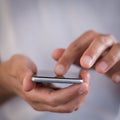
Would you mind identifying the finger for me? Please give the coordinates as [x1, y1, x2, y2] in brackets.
[79, 69, 90, 84]
[31, 84, 89, 113]
[53, 88, 88, 113]
[36, 83, 61, 91]
[29, 82, 88, 107]
[95, 43, 120, 73]
[80, 34, 116, 69]
[52, 48, 65, 61]
[112, 71, 120, 83]
[52, 48, 81, 66]
[54, 30, 97, 75]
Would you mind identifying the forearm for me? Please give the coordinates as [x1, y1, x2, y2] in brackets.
[0, 85, 15, 104]
[0, 62, 15, 104]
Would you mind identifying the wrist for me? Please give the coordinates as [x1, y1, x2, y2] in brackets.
[0, 62, 16, 104]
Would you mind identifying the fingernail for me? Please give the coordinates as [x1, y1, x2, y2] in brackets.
[97, 61, 108, 73]
[55, 64, 65, 75]
[114, 75, 120, 83]
[82, 56, 93, 67]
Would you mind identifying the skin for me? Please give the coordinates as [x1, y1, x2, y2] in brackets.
[53, 30, 120, 83]
[0, 55, 89, 113]
[0, 30, 119, 113]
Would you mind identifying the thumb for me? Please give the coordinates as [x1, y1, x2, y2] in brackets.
[23, 71, 36, 92]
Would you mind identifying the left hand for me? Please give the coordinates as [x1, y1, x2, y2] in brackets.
[0, 54, 89, 112]
[52, 30, 120, 83]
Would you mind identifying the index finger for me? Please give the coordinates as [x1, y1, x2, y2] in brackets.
[54, 30, 97, 75]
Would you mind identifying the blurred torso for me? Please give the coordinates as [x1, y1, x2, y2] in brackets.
[0, 0, 120, 120]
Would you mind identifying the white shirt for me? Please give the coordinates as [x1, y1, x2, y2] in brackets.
[0, 0, 120, 120]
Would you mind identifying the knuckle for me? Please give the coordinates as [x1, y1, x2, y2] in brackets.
[10, 55, 19, 61]
[106, 34, 116, 43]
[69, 41, 79, 52]
[97, 35, 110, 46]
[97, 34, 116, 47]
[10, 54, 24, 62]
[86, 29, 97, 34]
[69, 30, 97, 53]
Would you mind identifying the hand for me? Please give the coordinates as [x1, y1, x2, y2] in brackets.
[53, 30, 120, 83]
[0, 54, 89, 113]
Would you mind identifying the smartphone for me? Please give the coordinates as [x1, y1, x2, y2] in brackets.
[32, 70, 83, 84]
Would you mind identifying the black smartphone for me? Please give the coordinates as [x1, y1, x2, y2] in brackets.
[32, 70, 83, 84]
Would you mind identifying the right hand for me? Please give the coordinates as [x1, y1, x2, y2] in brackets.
[52, 30, 120, 83]
[0, 54, 89, 113]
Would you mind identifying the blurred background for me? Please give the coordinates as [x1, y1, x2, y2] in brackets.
[0, 0, 120, 120]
